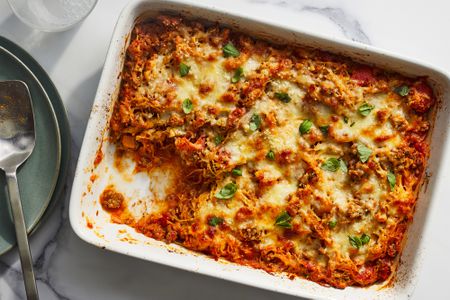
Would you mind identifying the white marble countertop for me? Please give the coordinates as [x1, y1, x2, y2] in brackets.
[0, 0, 449, 299]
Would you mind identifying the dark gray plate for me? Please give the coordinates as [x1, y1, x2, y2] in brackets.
[0, 36, 70, 255]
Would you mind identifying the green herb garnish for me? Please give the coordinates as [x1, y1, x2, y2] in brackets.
[339, 159, 348, 173]
[328, 220, 337, 229]
[349, 233, 370, 249]
[209, 216, 224, 227]
[231, 67, 244, 83]
[360, 233, 370, 245]
[387, 170, 396, 190]
[357, 143, 372, 163]
[249, 113, 262, 131]
[358, 103, 375, 117]
[266, 150, 275, 160]
[182, 98, 193, 114]
[319, 125, 329, 135]
[214, 135, 224, 145]
[321, 158, 340, 172]
[321, 158, 347, 173]
[349, 236, 362, 249]
[394, 85, 410, 97]
[215, 183, 238, 200]
[223, 43, 240, 57]
[275, 211, 292, 229]
[299, 120, 313, 135]
[274, 92, 291, 103]
[232, 168, 242, 176]
[179, 63, 190, 77]
[343, 116, 349, 124]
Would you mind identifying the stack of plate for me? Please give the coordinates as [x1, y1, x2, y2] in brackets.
[0, 36, 70, 256]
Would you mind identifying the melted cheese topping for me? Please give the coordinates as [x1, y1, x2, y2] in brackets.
[105, 15, 434, 289]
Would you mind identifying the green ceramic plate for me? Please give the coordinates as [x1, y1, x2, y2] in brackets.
[0, 36, 70, 255]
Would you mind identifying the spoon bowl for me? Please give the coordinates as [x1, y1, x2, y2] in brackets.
[0, 81, 35, 168]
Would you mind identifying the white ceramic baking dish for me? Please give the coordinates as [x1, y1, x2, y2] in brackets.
[69, 0, 450, 299]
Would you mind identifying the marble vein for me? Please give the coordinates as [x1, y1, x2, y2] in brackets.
[248, 0, 371, 44]
[301, 6, 371, 44]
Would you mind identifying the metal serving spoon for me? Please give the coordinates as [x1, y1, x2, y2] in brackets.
[0, 80, 39, 300]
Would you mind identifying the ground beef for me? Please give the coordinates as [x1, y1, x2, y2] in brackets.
[100, 187, 125, 211]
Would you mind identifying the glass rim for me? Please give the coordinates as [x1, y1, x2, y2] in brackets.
[6, 0, 99, 32]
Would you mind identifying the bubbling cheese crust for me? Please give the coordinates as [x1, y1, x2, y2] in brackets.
[105, 15, 435, 288]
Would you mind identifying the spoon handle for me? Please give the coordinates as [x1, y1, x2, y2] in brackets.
[5, 170, 39, 300]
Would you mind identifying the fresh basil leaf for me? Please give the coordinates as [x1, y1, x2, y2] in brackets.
[249, 113, 262, 131]
[274, 92, 291, 103]
[223, 42, 240, 57]
[339, 159, 348, 173]
[266, 150, 275, 160]
[179, 63, 190, 77]
[358, 103, 375, 117]
[214, 135, 224, 145]
[215, 183, 238, 199]
[328, 220, 337, 229]
[232, 168, 242, 176]
[394, 85, 410, 97]
[275, 211, 292, 229]
[387, 170, 396, 190]
[357, 143, 372, 163]
[182, 98, 193, 114]
[360, 233, 370, 245]
[231, 67, 244, 83]
[208, 216, 224, 227]
[349, 236, 362, 249]
[299, 119, 313, 135]
[321, 158, 340, 172]
[319, 125, 329, 135]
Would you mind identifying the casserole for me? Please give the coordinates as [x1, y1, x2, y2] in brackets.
[69, 0, 450, 299]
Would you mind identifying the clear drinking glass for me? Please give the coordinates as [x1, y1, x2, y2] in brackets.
[7, 0, 98, 32]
